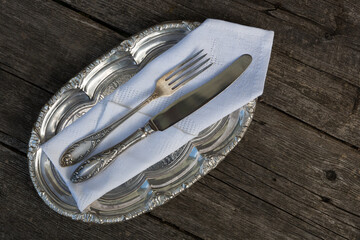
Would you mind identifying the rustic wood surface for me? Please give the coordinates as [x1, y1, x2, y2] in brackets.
[1, 0, 359, 239]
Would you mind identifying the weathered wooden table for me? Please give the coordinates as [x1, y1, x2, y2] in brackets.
[1, 1, 359, 239]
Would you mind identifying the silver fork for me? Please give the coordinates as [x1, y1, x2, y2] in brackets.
[60, 49, 212, 167]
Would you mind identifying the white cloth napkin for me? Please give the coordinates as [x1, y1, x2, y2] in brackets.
[42, 19, 274, 211]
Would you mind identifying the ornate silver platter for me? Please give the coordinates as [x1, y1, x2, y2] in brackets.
[28, 21, 256, 223]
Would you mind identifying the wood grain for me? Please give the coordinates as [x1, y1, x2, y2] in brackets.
[0, 70, 52, 142]
[0, 0, 124, 93]
[0, 0, 360, 239]
[264, 51, 360, 147]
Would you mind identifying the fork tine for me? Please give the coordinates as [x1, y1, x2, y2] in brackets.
[170, 58, 211, 86]
[167, 53, 207, 85]
[165, 49, 204, 81]
[171, 62, 213, 90]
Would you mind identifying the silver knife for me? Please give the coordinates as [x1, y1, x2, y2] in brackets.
[71, 54, 252, 183]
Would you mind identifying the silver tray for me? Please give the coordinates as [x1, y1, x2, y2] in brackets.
[28, 21, 256, 223]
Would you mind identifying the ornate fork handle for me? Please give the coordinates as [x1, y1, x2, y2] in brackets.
[71, 123, 155, 183]
[59, 93, 158, 167]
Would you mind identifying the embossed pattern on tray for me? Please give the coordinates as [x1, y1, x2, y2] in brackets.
[28, 21, 256, 223]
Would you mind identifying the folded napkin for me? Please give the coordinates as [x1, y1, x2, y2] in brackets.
[42, 19, 274, 211]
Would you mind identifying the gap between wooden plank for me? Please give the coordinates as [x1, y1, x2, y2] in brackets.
[147, 214, 203, 240]
[51, 0, 131, 38]
[0, 130, 27, 155]
[262, 0, 332, 32]
[215, 162, 353, 239]
[197, 176, 325, 240]
[270, 48, 360, 90]
[256, 101, 359, 151]
[0, 141, 26, 159]
[225, 154, 360, 231]
[0, 63, 53, 95]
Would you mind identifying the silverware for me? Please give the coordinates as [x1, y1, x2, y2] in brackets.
[60, 50, 212, 167]
[71, 54, 252, 183]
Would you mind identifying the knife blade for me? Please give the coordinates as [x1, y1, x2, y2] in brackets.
[71, 54, 252, 183]
[150, 54, 252, 131]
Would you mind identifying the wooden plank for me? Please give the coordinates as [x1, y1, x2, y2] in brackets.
[0, 0, 124, 93]
[0, 70, 52, 142]
[54, 0, 360, 148]
[0, 0, 359, 239]
[0, 131, 28, 154]
[0, 144, 196, 240]
[149, 103, 360, 239]
[264, 51, 360, 147]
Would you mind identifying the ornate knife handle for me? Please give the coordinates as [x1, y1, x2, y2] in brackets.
[70, 123, 155, 183]
[59, 94, 158, 167]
